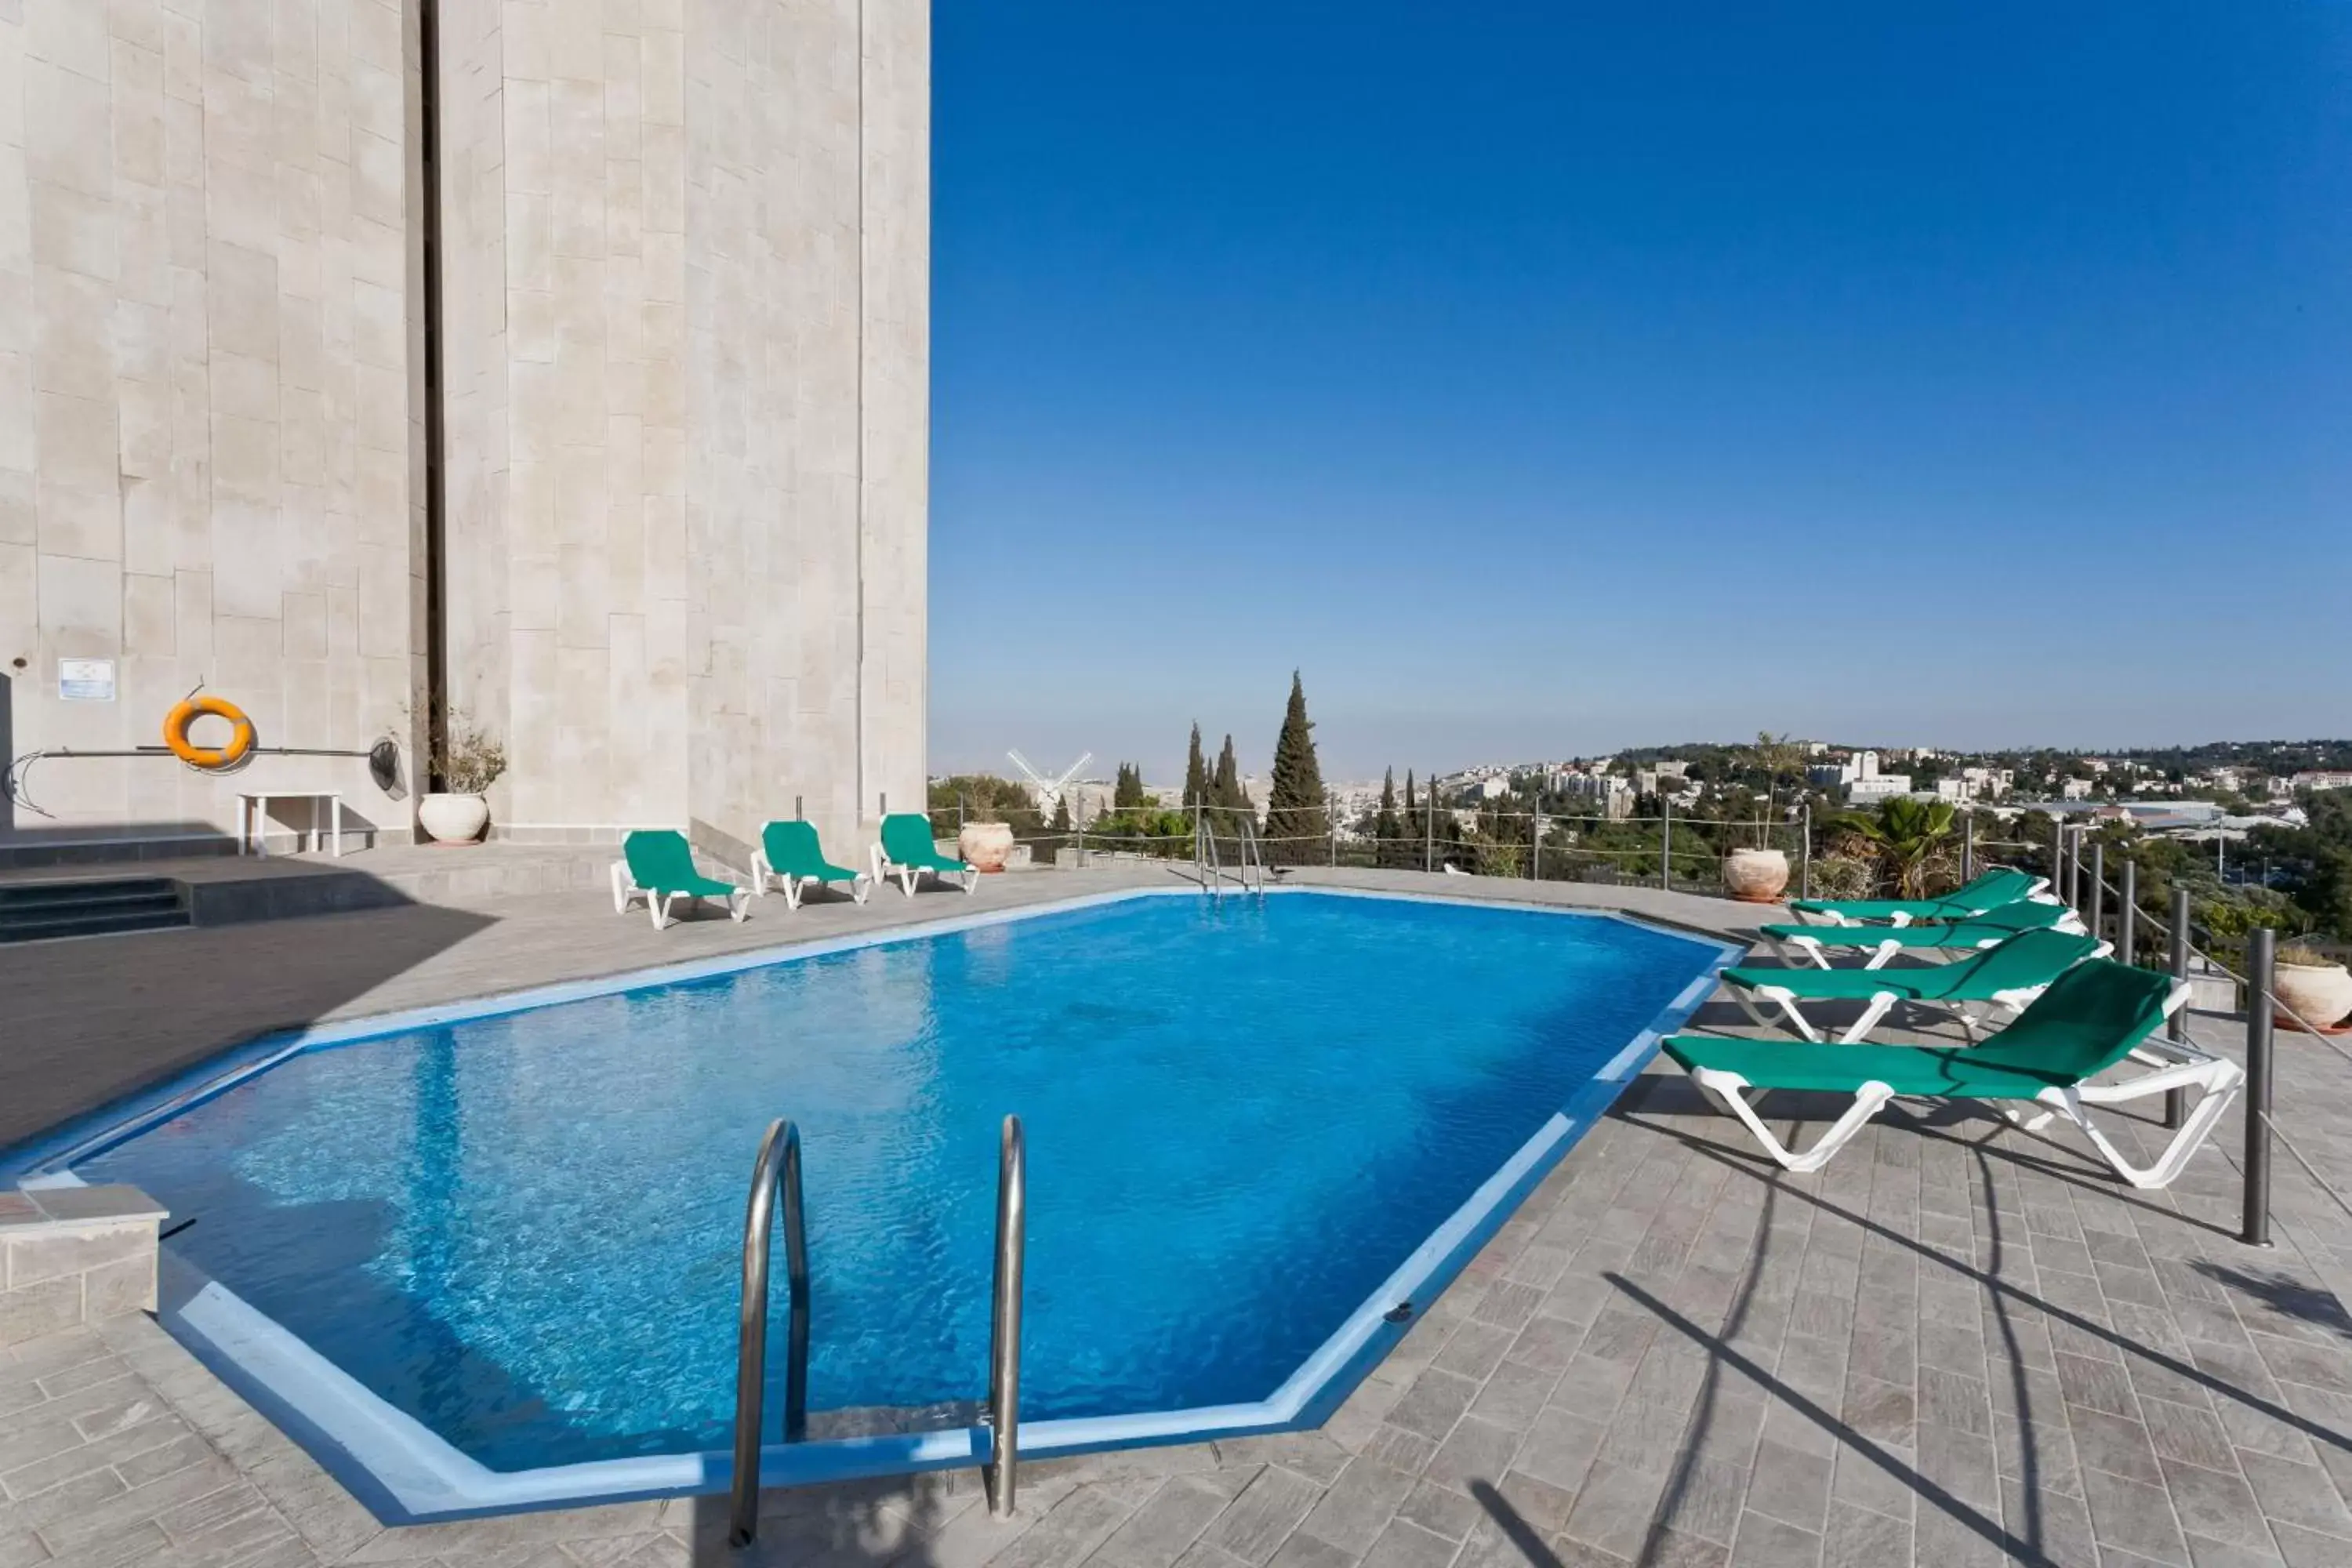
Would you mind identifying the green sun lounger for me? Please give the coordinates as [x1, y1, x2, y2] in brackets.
[1784, 866, 2049, 927]
[1665, 958, 2232, 1188]
[1724, 927, 2107, 1044]
[751, 819, 870, 909]
[1763, 898, 2082, 970]
[610, 829, 750, 930]
[871, 812, 978, 896]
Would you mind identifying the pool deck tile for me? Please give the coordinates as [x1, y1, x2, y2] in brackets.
[4, 866, 2352, 1566]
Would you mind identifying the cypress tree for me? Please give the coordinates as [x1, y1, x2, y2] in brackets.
[1182, 724, 1208, 808]
[1213, 735, 1243, 816]
[1051, 795, 1072, 833]
[1115, 762, 1145, 809]
[1263, 671, 1330, 863]
[1403, 769, 1420, 854]
[1374, 767, 1400, 867]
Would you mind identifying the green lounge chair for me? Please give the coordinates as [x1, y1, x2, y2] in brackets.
[1763, 898, 2084, 971]
[751, 819, 870, 909]
[1665, 959, 2231, 1186]
[609, 829, 750, 930]
[1786, 866, 2050, 928]
[1724, 927, 2109, 1044]
[871, 812, 978, 897]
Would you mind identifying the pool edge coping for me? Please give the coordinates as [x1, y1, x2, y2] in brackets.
[9, 883, 1743, 1523]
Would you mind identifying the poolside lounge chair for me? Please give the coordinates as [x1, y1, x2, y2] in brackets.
[610, 830, 750, 930]
[872, 813, 978, 897]
[751, 820, 870, 909]
[1763, 898, 2085, 970]
[1722, 927, 2109, 1044]
[1786, 866, 2051, 927]
[1664, 959, 2231, 1186]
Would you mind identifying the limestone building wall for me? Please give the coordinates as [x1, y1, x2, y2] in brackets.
[1, 0, 927, 862]
[0, 0, 430, 850]
[437, 0, 928, 861]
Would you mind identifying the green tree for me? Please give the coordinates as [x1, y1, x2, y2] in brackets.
[1212, 734, 1250, 825]
[1051, 795, 1072, 834]
[1374, 767, 1401, 866]
[1114, 762, 1146, 809]
[1182, 724, 1208, 808]
[1263, 672, 1330, 863]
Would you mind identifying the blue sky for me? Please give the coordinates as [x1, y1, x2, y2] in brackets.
[927, 3, 2352, 784]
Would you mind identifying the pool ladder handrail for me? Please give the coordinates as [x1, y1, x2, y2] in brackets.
[728, 1118, 810, 1548]
[1196, 813, 1225, 898]
[1236, 816, 1268, 895]
[984, 1114, 1027, 1518]
[726, 1115, 1029, 1543]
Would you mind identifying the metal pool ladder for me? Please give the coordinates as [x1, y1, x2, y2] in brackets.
[1236, 817, 1268, 894]
[729, 1120, 809, 1547]
[727, 1115, 1030, 1543]
[1195, 814, 1225, 898]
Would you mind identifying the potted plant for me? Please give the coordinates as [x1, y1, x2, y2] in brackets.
[956, 800, 1016, 873]
[1724, 732, 1800, 902]
[418, 711, 506, 845]
[2273, 942, 2352, 1034]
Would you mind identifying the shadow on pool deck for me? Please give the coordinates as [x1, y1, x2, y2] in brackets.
[0, 884, 495, 1158]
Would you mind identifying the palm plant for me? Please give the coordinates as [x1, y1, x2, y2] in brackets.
[1826, 796, 1959, 898]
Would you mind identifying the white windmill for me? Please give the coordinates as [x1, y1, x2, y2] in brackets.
[1007, 749, 1092, 823]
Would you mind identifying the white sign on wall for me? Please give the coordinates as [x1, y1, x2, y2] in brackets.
[58, 659, 116, 702]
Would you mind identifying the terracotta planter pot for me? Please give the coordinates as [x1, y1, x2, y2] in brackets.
[2274, 961, 2352, 1033]
[958, 821, 1015, 873]
[1722, 847, 1790, 903]
[417, 792, 490, 844]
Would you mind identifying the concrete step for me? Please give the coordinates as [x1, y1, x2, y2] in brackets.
[0, 878, 192, 943]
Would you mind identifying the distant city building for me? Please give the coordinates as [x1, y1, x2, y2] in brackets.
[2292, 771, 2352, 793]
[2061, 778, 2094, 800]
[1847, 774, 1913, 804]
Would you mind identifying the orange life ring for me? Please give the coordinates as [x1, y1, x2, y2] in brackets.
[164, 695, 256, 769]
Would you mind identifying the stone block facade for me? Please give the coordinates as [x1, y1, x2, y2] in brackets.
[0, 0, 928, 862]
[0, 1184, 165, 1348]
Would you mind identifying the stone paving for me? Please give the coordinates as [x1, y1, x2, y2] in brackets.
[5, 868, 2351, 1566]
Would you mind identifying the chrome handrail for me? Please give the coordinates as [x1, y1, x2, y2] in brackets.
[728, 1119, 810, 1547]
[1196, 813, 1225, 898]
[984, 1115, 1027, 1517]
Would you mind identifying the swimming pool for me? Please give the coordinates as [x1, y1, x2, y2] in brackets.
[26, 887, 1732, 1519]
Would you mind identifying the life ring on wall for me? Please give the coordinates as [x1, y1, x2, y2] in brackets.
[163, 695, 257, 769]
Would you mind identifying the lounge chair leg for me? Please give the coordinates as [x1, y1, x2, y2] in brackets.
[1740, 985, 1825, 1045]
[2046, 1063, 2247, 1189]
[851, 876, 870, 906]
[610, 862, 634, 915]
[1835, 992, 1901, 1046]
[729, 890, 750, 923]
[750, 852, 769, 897]
[782, 875, 800, 911]
[648, 894, 672, 931]
[1692, 1069, 1894, 1174]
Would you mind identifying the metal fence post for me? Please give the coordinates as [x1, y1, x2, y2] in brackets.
[2065, 826, 2082, 912]
[2052, 816, 2067, 907]
[2118, 858, 2136, 967]
[1660, 796, 1673, 892]
[1330, 822, 1338, 868]
[1799, 802, 1812, 902]
[1962, 811, 1975, 883]
[2165, 888, 2190, 1129]
[794, 793, 804, 822]
[1530, 814, 1541, 881]
[2087, 842, 2104, 942]
[2242, 927, 2274, 1247]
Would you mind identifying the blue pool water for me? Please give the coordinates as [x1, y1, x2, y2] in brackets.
[78, 892, 1718, 1472]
